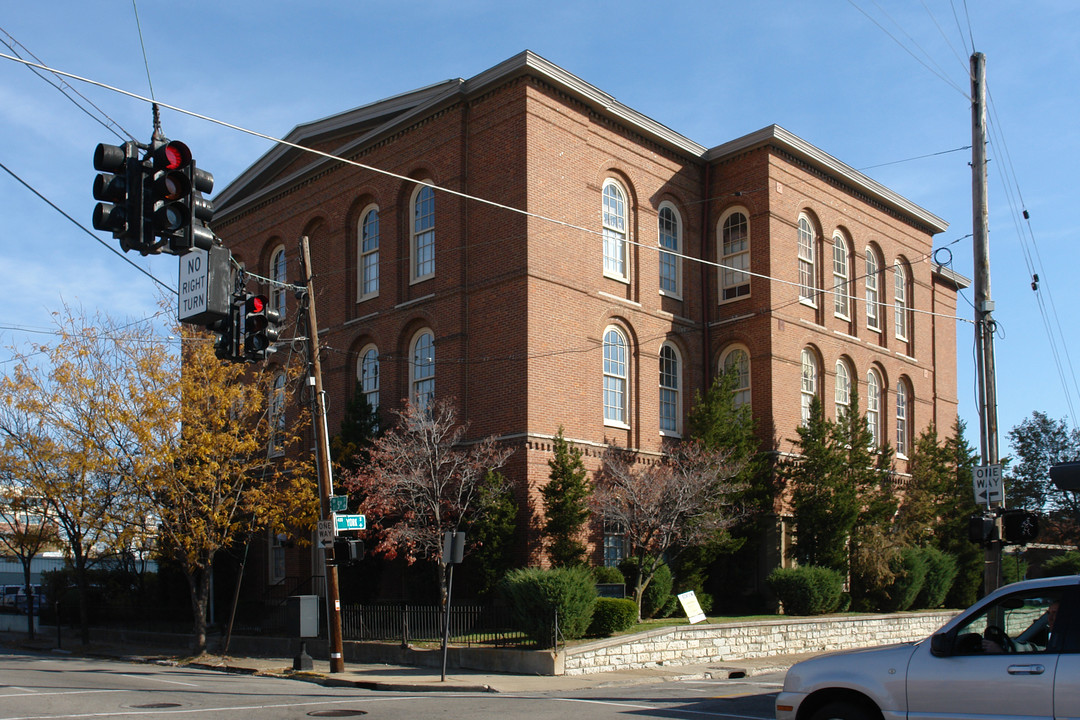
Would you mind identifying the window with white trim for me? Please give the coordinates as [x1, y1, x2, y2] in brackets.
[410, 330, 435, 410]
[271, 246, 287, 320]
[722, 346, 751, 408]
[835, 358, 852, 421]
[800, 348, 818, 426]
[603, 180, 628, 280]
[411, 184, 435, 281]
[798, 215, 816, 304]
[867, 368, 882, 447]
[896, 378, 909, 456]
[359, 345, 379, 412]
[833, 233, 850, 318]
[658, 204, 681, 297]
[659, 343, 680, 435]
[359, 206, 379, 300]
[866, 247, 881, 331]
[894, 260, 908, 340]
[270, 372, 286, 456]
[603, 326, 629, 425]
[721, 210, 750, 300]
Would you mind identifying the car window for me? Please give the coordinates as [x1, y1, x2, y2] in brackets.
[953, 590, 1063, 655]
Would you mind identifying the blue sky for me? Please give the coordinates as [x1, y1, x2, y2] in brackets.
[2, 1, 1078, 460]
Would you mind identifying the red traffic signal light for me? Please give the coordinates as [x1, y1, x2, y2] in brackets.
[148, 139, 215, 254]
[243, 294, 281, 359]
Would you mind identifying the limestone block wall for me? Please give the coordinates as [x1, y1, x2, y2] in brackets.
[562, 612, 956, 676]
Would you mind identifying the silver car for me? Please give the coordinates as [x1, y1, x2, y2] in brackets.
[775, 574, 1079, 720]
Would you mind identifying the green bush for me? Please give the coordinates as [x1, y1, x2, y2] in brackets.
[767, 566, 843, 615]
[1043, 551, 1080, 577]
[592, 565, 625, 584]
[877, 548, 928, 611]
[587, 597, 638, 636]
[914, 548, 957, 609]
[500, 566, 597, 647]
[618, 558, 673, 619]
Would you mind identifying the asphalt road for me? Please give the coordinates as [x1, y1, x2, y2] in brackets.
[0, 646, 785, 720]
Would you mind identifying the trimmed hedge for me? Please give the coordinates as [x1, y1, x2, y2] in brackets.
[915, 547, 957, 609]
[500, 566, 597, 647]
[588, 597, 638, 636]
[767, 565, 844, 615]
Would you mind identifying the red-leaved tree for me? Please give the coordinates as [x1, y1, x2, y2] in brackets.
[594, 441, 747, 620]
[342, 398, 513, 604]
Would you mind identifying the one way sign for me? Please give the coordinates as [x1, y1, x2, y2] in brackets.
[973, 464, 1004, 507]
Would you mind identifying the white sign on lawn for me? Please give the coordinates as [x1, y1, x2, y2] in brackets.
[678, 590, 707, 624]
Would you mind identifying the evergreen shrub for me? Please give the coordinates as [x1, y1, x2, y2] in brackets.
[500, 566, 597, 647]
[587, 597, 638, 636]
[767, 566, 843, 615]
[914, 548, 957, 609]
[619, 558, 673, 618]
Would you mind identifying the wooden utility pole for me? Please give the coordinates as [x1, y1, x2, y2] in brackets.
[299, 235, 346, 673]
[971, 52, 1002, 594]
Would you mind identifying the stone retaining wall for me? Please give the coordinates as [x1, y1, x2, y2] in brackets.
[562, 612, 956, 675]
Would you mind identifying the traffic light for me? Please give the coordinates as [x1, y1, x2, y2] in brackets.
[210, 299, 241, 362]
[148, 139, 215, 254]
[968, 514, 996, 545]
[243, 294, 281, 360]
[92, 140, 146, 251]
[332, 539, 364, 566]
[1002, 509, 1039, 545]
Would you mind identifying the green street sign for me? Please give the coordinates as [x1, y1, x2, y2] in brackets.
[330, 495, 348, 513]
[334, 514, 366, 531]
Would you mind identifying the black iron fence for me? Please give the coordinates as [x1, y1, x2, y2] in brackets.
[340, 602, 534, 647]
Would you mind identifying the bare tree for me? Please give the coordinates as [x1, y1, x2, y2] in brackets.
[343, 398, 513, 604]
[594, 441, 746, 620]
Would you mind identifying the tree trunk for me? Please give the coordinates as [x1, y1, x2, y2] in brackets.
[22, 564, 34, 639]
[185, 565, 211, 656]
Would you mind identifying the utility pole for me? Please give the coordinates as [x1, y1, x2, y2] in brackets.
[299, 235, 346, 673]
[971, 51, 1002, 595]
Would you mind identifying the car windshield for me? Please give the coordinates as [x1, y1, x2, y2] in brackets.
[952, 590, 1061, 654]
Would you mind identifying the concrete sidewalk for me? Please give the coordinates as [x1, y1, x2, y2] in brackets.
[2, 629, 810, 694]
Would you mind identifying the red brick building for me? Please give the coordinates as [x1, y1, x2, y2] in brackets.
[212, 51, 966, 594]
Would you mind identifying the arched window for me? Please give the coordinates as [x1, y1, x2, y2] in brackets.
[894, 260, 908, 341]
[866, 247, 882, 331]
[835, 358, 852, 420]
[658, 204, 681, 297]
[721, 210, 750, 300]
[659, 343, 681, 435]
[603, 326, 629, 425]
[721, 346, 751, 408]
[896, 378, 910, 456]
[358, 345, 379, 412]
[359, 206, 379, 300]
[410, 330, 435, 410]
[411, 184, 435, 281]
[867, 368, 882, 447]
[800, 348, 819, 426]
[833, 233, 850, 318]
[798, 215, 816, 304]
[270, 246, 287, 320]
[270, 372, 286, 456]
[603, 180, 628, 280]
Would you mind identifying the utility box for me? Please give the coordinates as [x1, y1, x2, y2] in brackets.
[286, 595, 319, 638]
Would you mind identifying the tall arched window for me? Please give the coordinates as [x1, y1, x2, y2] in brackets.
[359, 206, 379, 300]
[410, 330, 435, 410]
[603, 180, 628, 280]
[798, 215, 816, 304]
[270, 372, 286, 456]
[603, 326, 629, 425]
[658, 204, 681, 297]
[867, 368, 882, 447]
[721, 210, 750, 300]
[411, 184, 435, 281]
[721, 346, 751, 408]
[800, 348, 819, 426]
[896, 378, 910, 456]
[270, 246, 287, 319]
[865, 247, 881, 331]
[835, 358, 852, 420]
[894, 260, 908, 341]
[659, 343, 681, 435]
[359, 345, 379, 412]
[833, 233, 850, 318]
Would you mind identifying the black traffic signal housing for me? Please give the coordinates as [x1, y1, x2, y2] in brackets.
[243, 294, 281, 360]
[148, 139, 215, 254]
[92, 140, 148, 252]
[1002, 509, 1039, 545]
[332, 538, 364, 566]
[210, 299, 241, 362]
[968, 514, 996, 545]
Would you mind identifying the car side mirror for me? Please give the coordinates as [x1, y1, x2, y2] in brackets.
[930, 632, 954, 657]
